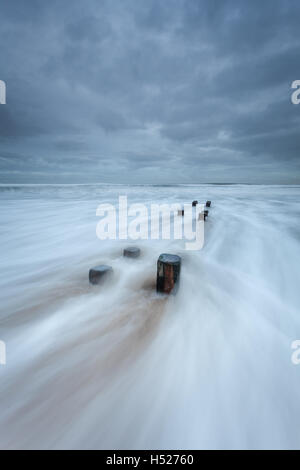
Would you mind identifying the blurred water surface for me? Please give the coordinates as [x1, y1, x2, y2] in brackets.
[0, 183, 300, 449]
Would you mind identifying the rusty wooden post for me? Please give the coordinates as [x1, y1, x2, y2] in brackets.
[156, 254, 181, 294]
[89, 265, 113, 285]
[123, 246, 141, 258]
[198, 211, 208, 221]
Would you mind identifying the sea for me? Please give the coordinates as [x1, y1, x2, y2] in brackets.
[0, 183, 299, 449]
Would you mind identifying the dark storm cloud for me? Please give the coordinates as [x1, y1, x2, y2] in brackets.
[0, 0, 300, 183]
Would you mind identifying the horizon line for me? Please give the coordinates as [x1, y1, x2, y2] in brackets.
[0, 182, 300, 186]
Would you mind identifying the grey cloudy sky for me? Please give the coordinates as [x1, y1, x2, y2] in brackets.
[0, 0, 300, 184]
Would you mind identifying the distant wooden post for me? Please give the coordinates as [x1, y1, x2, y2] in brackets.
[192, 200, 198, 207]
[156, 254, 181, 294]
[198, 211, 208, 221]
[89, 265, 113, 285]
[206, 201, 211, 207]
[123, 246, 141, 258]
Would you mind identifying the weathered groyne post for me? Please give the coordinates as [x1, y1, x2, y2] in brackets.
[123, 246, 141, 258]
[156, 254, 181, 294]
[198, 210, 208, 221]
[89, 265, 113, 285]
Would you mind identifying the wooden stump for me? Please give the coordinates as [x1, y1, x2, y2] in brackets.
[198, 212, 208, 221]
[89, 265, 113, 285]
[156, 254, 181, 294]
[123, 246, 141, 258]
[206, 201, 211, 207]
[192, 200, 198, 207]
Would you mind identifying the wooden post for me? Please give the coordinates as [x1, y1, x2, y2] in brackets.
[192, 200, 198, 207]
[89, 265, 113, 285]
[206, 201, 211, 207]
[198, 211, 208, 221]
[156, 254, 181, 294]
[123, 246, 141, 258]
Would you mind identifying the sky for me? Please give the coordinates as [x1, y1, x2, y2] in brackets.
[0, 0, 300, 184]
